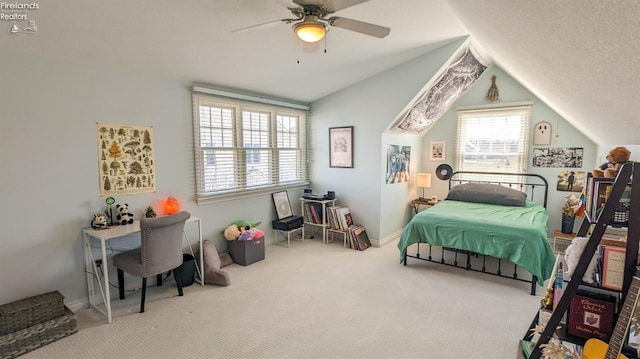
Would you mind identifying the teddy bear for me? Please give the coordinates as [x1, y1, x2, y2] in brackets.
[116, 203, 134, 225]
[592, 146, 631, 178]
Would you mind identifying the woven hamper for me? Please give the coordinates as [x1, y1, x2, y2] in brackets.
[0, 291, 64, 335]
[0, 306, 77, 359]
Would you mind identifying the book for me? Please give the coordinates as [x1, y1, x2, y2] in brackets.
[567, 291, 616, 341]
[337, 206, 351, 230]
[351, 225, 370, 251]
[601, 245, 625, 291]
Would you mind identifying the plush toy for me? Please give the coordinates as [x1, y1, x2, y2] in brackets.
[91, 213, 108, 229]
[238, 227, 265, 241]
[564, 236, 599, 284]
[223, 220, 264, 241]
[223, 224, 241, 241]
[593, 146, 631, 178]
[116, 203, 134, 225]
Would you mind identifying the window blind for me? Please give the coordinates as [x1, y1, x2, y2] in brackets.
[456, 105, 531, 178]
[193, 93, 308, 204]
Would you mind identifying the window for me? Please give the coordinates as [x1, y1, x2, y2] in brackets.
[193, 92, 307, 203]
[455, 106, 530, 178]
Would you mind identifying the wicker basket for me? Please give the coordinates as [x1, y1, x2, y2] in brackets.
[0, 306, 76, 359]
[0, 291, 64, 335]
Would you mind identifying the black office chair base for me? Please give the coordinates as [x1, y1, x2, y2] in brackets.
[116, 267, 184, 313]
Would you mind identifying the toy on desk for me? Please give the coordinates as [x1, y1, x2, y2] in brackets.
[91, 213, 108, 229]
[115, 203, 134, 225]
[145, 206, 157, 218]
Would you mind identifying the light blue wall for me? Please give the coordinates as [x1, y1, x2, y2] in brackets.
[0, 50, 298, 305]
[0, 36, 605, 306]
[421, 65, 597, 236]
[309, 38, 467, 243]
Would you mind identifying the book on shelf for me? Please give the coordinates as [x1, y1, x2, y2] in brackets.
[567, 289, 616, 341]
[600, 245, 625, 291]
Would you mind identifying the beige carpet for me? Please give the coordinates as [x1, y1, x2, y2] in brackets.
[21, 237, 542, 359]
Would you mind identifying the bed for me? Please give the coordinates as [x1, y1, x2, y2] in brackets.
[398, 171, 556, 295]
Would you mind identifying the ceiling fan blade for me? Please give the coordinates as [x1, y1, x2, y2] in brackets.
[328, 16, 390, 38]
[292, 0, 370, 13]
[324, 0, 370, 13]
[232, 18, 295, 33]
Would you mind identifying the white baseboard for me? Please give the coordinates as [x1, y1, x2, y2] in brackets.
[66, 297, 89, 312]
[372, 228, 402, 247]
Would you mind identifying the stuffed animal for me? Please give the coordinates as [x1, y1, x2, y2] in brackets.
[564, 236, 599, 284]
[116, 203, 134, 225]
[91, 213, 108, 229]
[223, 220, 264, 241]
[593, 146, 631, 178]
[223, 224, 241, 241]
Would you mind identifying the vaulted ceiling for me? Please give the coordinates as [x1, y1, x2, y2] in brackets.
[1, 0, 638, 144]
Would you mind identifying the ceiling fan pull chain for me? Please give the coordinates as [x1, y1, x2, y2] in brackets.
[324, 35, 327, 53]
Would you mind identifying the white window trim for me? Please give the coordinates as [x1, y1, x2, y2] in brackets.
[455, 103, 531, 179]
[192, 90, 309, 205]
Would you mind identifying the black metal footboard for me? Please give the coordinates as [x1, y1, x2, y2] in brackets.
[403, 243, 537, 295]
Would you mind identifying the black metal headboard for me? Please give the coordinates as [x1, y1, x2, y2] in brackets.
[448, 171, 549, 208]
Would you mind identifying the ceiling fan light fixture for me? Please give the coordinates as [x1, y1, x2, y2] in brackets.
[293, 21, 327, 43]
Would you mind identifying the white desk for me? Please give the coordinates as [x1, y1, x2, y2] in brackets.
[83, 216, 203, 323]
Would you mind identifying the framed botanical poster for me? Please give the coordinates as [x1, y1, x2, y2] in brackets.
[429, 141, 445, 161]
[329, 126, 353, 168]
[97, 123, 155, 196]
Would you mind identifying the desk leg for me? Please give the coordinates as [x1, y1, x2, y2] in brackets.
[100, 239, 113, 323]
[83, 233, 95, 310]
[198, 218, 204, 286]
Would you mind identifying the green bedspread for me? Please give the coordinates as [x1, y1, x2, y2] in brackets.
[397, 199, 555, 285]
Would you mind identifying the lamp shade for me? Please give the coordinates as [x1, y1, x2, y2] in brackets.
[293, 20, 327, 43]
[416, 173, 431, 188]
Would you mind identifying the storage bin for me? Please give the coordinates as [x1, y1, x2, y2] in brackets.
[0, 291, 64, 335]
[228, 238, 265, 266]
[0, 306, 77, 359]
[179, 253, 196, 287]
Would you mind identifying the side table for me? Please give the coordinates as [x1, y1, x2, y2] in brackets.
[410, 198, 439, 215]
[274, 226, 304, 248]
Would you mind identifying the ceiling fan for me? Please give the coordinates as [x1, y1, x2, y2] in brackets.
[233, 0, 391, 43]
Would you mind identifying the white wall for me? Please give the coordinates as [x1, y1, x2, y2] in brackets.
[0, 50, 293, 305]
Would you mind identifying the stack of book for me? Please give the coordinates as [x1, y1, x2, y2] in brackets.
[327, 206, 371, 251]
[302, 201, 324, 224]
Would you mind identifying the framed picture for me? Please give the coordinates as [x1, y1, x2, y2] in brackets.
[271, 190, 293, 220]
[429, 141, 445, 161]
[329, 126, 354, 168]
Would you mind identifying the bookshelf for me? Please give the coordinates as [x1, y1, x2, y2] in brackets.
[525, 163, 640, 359]
[300, 198, 336, 244]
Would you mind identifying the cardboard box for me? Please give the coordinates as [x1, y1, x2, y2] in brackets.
[228, 238, 265, 266]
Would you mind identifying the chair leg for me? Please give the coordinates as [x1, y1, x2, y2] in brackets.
[157, 274, 162, 286]
[140, 277, 147, 313]
[173, 266, 184, 297]
[117, 269, 125, 300]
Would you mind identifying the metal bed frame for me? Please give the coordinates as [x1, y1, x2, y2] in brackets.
[402, 171, 549, 295]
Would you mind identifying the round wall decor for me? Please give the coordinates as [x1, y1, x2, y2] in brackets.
[436, 164, 453, 180]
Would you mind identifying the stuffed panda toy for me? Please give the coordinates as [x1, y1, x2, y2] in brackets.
[116, 204, 134, 225]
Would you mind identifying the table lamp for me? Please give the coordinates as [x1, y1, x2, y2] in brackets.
[416, 173, 431, 201]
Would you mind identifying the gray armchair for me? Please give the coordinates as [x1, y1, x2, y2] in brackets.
[113, 211, 191, 313]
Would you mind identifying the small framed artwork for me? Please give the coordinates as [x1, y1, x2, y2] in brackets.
[329, 126, 354, 168]
[429, 141, 445, 161]
[271, 190, 293, 220]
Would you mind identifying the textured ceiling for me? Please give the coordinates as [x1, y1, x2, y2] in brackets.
[1, 0, 638, 145]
